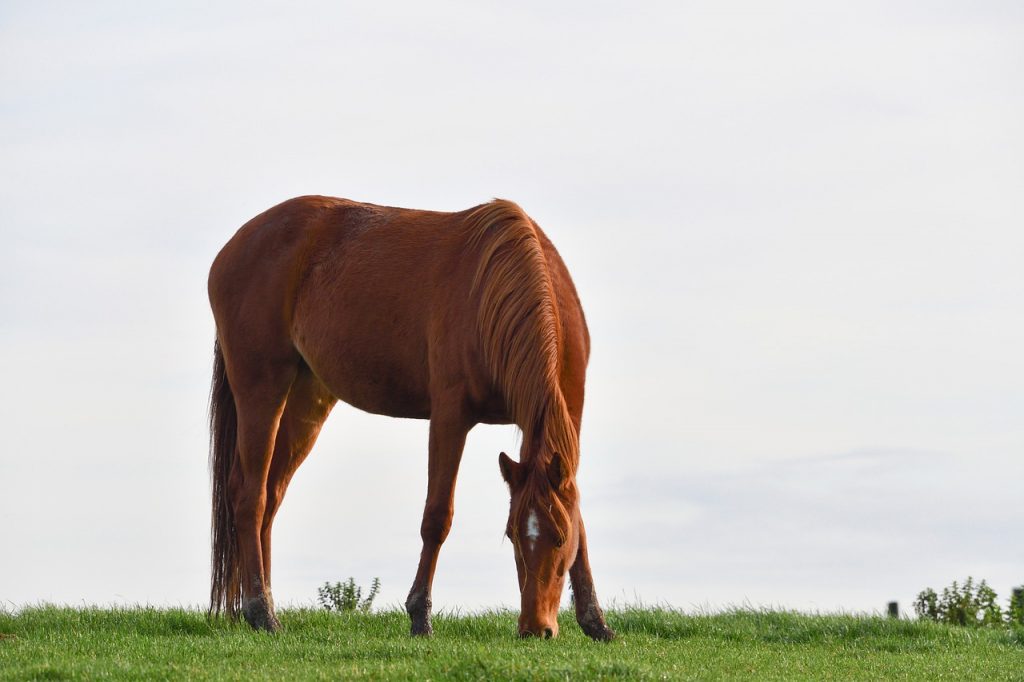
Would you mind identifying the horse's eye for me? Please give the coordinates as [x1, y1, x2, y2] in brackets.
[555, 537, 564, 548]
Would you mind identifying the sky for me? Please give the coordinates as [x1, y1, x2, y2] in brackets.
[1, 1, 1022, 617]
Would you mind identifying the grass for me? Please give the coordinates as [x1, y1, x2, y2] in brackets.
[1, 606, 1022, 680]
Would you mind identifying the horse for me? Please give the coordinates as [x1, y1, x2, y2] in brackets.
[207, 195, 613, 640]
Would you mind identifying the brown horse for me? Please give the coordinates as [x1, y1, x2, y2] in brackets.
[207, 195, 613, 640]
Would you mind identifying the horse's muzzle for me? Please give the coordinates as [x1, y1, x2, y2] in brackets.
[518, 625, 556, 639]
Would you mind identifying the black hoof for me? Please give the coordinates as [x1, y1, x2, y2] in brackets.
[580, 620, 615, 642]
[410, 616, 433, 637]
[405, 591, 432, 636]
[242, 594, 281, 633]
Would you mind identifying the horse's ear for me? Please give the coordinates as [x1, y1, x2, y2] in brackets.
[547, 453, 564, 490]
[498, 452, 524, 489]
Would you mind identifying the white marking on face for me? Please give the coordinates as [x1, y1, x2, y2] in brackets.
[526, 510, 540, 552]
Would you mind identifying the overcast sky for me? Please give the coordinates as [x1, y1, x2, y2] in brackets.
[2, 1, 1022, 617]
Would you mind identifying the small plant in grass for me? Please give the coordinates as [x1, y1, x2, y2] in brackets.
[914, 577, 1010, 626]
[317, 577, 380, 612]
[914, 587, 939, 622]
[1010, 587, 1024, 626]
[975, 580, 1004, 626]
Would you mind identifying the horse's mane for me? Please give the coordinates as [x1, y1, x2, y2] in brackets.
[465, 199, 579, 542]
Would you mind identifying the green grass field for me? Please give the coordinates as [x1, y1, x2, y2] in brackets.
[1, 606, 1022, 680]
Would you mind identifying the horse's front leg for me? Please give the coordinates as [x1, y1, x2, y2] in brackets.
[406, 405, 470, 636]
[570, 514, 615, 641]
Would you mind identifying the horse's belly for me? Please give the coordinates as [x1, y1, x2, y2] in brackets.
[294, 326, 431, 420]
[323, 372, 431, 419]
[288, 217, 450, 420]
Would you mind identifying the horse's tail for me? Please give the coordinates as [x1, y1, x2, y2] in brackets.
[466, 200, 580, 475]
[208, 338, 241, 620]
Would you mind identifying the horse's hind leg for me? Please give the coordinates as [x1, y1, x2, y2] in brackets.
[226, 352, 298, 633]
[261, 364, 336, 588]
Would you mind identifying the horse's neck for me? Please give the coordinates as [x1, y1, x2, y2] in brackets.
[519, 391, 578, 472]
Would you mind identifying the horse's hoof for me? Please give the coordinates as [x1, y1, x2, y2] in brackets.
[264, 615, 283, 634]
[405, 590, 432, 636]
[580, 620, 615, 642]
[409, 614, 433, 637]
[242, 595, 281, 633]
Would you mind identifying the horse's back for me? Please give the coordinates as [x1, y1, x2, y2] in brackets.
[210, 195, 464, 326]
[290, 199, 477, 416]
[209, 195, 588, 424]
[209, 196, 470, 416]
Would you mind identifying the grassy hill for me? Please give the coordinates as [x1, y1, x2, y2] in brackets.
[1, 606, 1022, 680]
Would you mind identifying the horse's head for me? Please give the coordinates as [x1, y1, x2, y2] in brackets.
[498, 451, 579, 638]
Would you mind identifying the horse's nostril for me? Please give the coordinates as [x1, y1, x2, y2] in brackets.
[544, 627, 553, 639]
